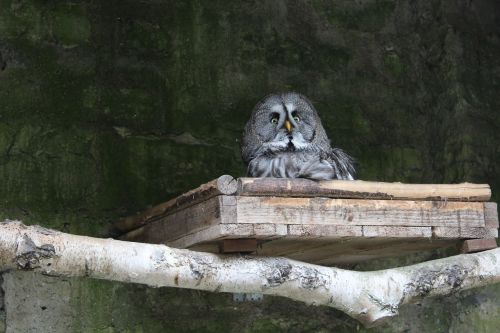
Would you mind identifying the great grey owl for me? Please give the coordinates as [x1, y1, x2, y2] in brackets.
[241, 92, 355, 180]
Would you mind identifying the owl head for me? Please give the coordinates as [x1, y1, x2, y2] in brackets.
[241, 92, 332, 163]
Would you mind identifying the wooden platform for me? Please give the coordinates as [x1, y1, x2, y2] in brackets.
[116, 176, 498, 265]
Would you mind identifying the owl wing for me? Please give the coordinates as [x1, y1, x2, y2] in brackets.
[323, 148, 355, 180]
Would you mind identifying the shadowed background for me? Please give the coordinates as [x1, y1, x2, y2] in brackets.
[0, 0, 499, 332]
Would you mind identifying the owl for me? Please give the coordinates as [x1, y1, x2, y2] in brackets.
[241, 92, 355, 180]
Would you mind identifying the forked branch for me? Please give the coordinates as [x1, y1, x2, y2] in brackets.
[0, 220, 498, 327]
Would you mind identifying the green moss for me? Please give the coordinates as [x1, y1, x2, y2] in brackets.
[1, 0, 500, 331]
[327, 1, 395, 31]
[244, 319, 283, 333]
[383, 53, 406, 77]
[50, 11, 91, 46]
[448, 285, 500, 332]
[82, 85, 99, 109]
[0, 0, 45, 40]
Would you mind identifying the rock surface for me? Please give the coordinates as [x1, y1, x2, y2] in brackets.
[0, 0, 499, 332]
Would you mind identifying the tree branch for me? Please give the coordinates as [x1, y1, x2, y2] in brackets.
[0, 220, 498, 327]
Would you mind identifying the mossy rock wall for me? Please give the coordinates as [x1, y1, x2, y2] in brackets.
[0, 0, 499, 332]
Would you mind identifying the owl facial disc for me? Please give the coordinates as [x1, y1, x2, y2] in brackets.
[266, 101, 309, 152]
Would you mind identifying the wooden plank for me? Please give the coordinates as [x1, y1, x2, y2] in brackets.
[169, 223, 288, 248]
[484, 202, 499, 228]
[286, 238, 455, 265]
[433, 227, 498, 239]
[461, 239, 497, 253]
[235, 197, 486, 227]
[285, 238, 401, 263]
[253, 223, 288, 239]
[168, 225, 239, 248]
[181, 237, 461, 265]
[362, 226, 432, 238]
[315, 239, 457, 265]
[113, 175, 237, 233]
[237, 178, 491, 201]
[219, 239, 257, 253]
[188, 243, 220, 253]
[119, 196, 222, 243]
[256, 238, 343, 257]
[117, 226, 149, 243]
[287, 225, 362, 239]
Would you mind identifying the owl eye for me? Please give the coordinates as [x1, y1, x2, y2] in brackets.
[271, 117, 279, 124]
[293, 116, 300, 122]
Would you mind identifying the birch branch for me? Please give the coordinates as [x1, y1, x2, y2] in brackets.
[0, 220, 498, 327]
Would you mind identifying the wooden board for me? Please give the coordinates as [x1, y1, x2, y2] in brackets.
[168, 223, 288, 248]
[185, 238, 458, 265]
[484, 202, 499, 228]
[237, 178, 491, 201]
[461, 239, 498, 253]
[232, 197, 486, 227]
[119, 196, 223, 244]
[117, 176, 497, 265]
[114, 175, 238, 233]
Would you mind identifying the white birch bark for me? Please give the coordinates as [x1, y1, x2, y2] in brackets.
[0, 220, 498, 327]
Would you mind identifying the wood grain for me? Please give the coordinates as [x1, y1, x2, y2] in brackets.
[257, 238, 455, 265]
[234, 196, 486, 227]
[114, 175, 237, 233]
[484, 202, 499, 228]
[461, 239, 497, 253]
[286, 225, 362, 239]
[362, 226, 432, 238]
[119, 196, 223, 243]
[237, 178, 491, 201]
[169, 223, 288, 248]
[432, 227, 498, 239]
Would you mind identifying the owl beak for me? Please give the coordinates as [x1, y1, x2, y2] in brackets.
[284, 119, 293, 133]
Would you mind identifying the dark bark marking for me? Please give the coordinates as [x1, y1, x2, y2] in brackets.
[299, 267, 329, 290]
[410, 264, 468, 297]
[266, 259, 292, 287]
[15, 234, 56, 270]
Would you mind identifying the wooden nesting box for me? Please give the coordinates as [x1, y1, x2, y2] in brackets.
[116, 176, 498, 265]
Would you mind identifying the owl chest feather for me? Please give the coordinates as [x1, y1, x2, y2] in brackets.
[247, 151, 335, 180]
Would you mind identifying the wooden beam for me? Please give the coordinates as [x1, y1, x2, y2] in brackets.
[286, 225, 362, 239]
[219, 239, 258, 253]
[168, 223, 287, 249]
[461, 239, 497, 253]
[433, 227, 498, 239]
[260, 238, 455, 265]
[119, 196, 223, 243]
[113, 175, 237, 233]
[484, 202, 499, 228]
[362, 226, 432, 238]
[236, 178, 491, 201]
[314, 239, 457, 265]
[234, 197, 486, 227]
